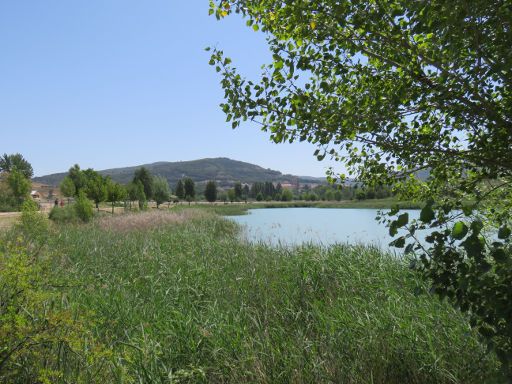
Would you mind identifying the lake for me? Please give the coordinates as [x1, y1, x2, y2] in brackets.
[229, 207, 420, 249]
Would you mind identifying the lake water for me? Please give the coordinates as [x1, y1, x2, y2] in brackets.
[229, 208, 420, 249]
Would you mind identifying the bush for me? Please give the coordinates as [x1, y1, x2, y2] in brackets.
[49, 193, 94, 223]
[75, 192, 94, 222]
[18, 199, 48, 246]
[0, 230, 108, 382]
[49, 204, 78, 223]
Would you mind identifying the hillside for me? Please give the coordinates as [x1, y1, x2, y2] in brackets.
[33, 158, 325, 187]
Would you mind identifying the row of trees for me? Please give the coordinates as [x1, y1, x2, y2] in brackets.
[60, 165, 176, 213]
[0, 154, 390, 212]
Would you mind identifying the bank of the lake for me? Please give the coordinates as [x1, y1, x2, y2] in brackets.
[1, 209, 501, 383]
[181, 197, 422, 217]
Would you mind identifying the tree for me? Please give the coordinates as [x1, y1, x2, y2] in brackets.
[175, 179, 185, 200]
[126, 182, 139, 210]
[60, 176, 76, 203]
[68, 164, 87, 195]
[75, 191, 94, 222]
[227, 189, 236, 203]
[183, 177, 195, 204]
[106, 180, 127, 215]
[204, 181, 218, 203]
[263, 182, 275, 200]
[234, 181, 242, 201]
[0, 153, 33, 179]
[152, 177, 171, 208]
[242, 184, 250, 202]
[275, 183, 283, 200]
[7, 170, 30, 207]
[281, 188, 293, 202]
[133, 167, 153, 201]
[210, 0, 512, 375]
[85, 171, 107, 210]
[134, 180, 146, 210]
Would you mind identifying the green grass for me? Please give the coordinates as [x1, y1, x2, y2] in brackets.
[36, 210, 500, 383]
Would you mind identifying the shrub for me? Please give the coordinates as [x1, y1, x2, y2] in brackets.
[17, 199, 48, 246]
[74, 191, 94, 222]
[0, 225, 107, 382]
[49, 204, 78, 223]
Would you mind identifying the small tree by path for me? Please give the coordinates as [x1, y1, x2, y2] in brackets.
[183, 178, 195, 205]
[60, 176, 75, 204]
[85, 172, 107, 211]
[133, 167, 154, 201]
[107, 181, 126, 215]
[175, 179, 185, 201]
[7, 170, 30, 209]
[152, 176, 170, 209]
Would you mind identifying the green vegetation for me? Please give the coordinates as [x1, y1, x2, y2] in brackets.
[204, 180, 218, 203]
[1, 209, 503, 382]
[0, 202, 105, 383]
[0, 154, 33, 211]
[49, 191, 94, 223]
[210, 0, 512, 375]
[175, 178, 185, 200]
[0, 153, 34, 179]
[151, 176, 170, 208]
[133, 167, 154, 200]
[183, 177, 196, 203]
[59, 175, 76, 202]
[107, 180, 127, 214]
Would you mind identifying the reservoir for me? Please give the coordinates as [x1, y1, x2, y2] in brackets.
[229, 207, 421, 249]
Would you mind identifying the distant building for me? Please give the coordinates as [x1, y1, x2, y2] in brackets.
[31, 190, 41, 199]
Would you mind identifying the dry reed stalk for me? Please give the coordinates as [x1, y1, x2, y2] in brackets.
[96, 210, 205, 233]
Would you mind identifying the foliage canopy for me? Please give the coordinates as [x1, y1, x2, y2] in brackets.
[0, 153, 34, 179]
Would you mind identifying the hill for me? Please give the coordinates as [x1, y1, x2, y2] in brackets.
[33, 158, 326, 188]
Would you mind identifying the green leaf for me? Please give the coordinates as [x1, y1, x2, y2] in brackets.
[396, 213, 409, 228]
[389, 222, 398, 237]
[452, 222, 468, 240]
[420, 205, 435, 223]
[491, 248, 508, 263]
[390, 236, 406, 248]
[498, 226, 511, 240]
[274, 61, 284, 70]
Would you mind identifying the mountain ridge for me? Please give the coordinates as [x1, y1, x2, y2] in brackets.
[33, 157, 326, 187]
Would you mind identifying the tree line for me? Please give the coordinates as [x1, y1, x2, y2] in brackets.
[0, 153, 392, 214]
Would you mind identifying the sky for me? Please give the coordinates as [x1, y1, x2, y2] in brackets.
[0, 1, 337, 178]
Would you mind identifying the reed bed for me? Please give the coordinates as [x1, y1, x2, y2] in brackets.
[37, 210, 501, 383]
[96, 209, 208, 233]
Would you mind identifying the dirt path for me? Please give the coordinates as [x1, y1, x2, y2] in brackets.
[0, 212, 21, 231]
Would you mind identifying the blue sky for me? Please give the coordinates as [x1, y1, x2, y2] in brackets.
[0, 1, 336, 177]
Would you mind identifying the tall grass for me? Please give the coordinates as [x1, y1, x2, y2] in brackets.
[39, 210, 500, 383]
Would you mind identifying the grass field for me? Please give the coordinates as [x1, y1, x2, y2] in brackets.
[0, 212, 20, 231]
